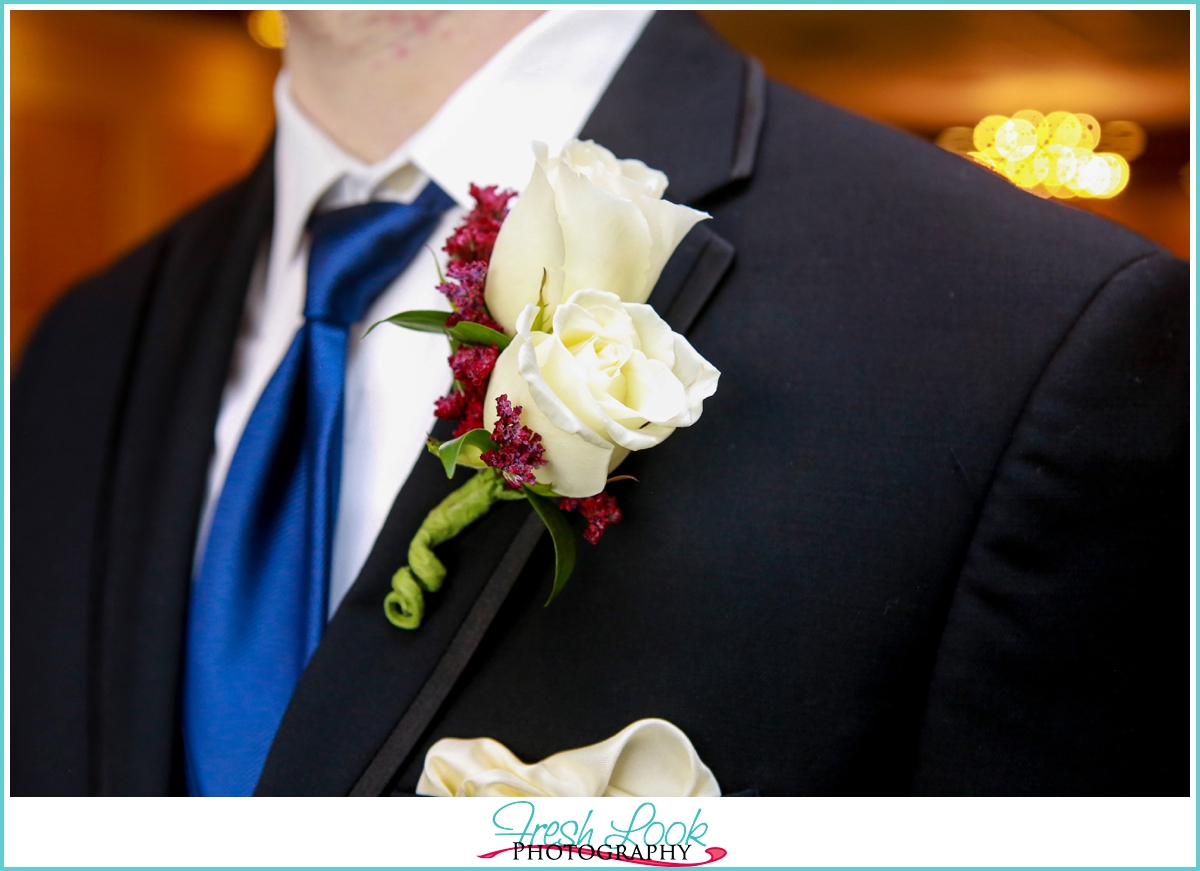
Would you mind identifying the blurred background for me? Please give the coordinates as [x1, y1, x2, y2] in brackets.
[10, 9, 1191, 363]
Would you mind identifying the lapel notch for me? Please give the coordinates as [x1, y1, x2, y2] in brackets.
[731, 56, 767, 183]
[580, 11, 766, 205]
[650, 224, 737, 335]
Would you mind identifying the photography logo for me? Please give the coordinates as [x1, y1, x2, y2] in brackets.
[478, 801, 727, 866]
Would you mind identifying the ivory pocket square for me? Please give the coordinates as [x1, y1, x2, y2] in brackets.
[417, 717, 721, 797]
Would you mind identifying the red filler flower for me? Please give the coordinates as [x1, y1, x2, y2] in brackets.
[481, 395, 547, 489]
[559, 491, 623, 544]
[433, 345, 498, 438]
[438, 260, 503, 332]
[431, 184, 515, 434]
[443, 184, 516, 264]
[448, 344, 499, 390]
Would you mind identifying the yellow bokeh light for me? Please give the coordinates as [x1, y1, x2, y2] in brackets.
[972, 115, 1008, 158]
[1071, 152, 1118, 198]
[995, 119, 1037, 161]
[935, 127, 975, 155]
[1043, 144, 1078, 187]
[1012, 109, 1045, 129]
[1075, 113, 1101, 151]
[968, 152, 997, 171]
[248, 10, 287, 49]
[1004, 152, 1048, 189]
[1040, 111, 1082, 149]
[1099, 120, 1146, 161]
[1067, 153, 1094, 197]
[1097, 153, 1130, 197]
[945, 109, 1135, 200]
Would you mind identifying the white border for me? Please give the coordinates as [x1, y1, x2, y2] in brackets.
[2, 4, 1195, 869]
[3, 796, 1198, 866]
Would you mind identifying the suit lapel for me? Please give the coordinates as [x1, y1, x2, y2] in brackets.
[95, 146, 274, 794]
[649, 223, 736, 334]
[335, 222, 734, 798]
[579, 11, 764, 207]
[255, 11, 759, 795]
[254, 419, 538, 795]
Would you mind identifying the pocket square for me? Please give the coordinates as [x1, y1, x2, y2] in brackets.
[416, 718, 721, 797]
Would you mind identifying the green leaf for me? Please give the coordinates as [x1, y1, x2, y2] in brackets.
[525, 488, 577, 605]
[425, 244, 445, 285]
[448, 321, 511, 349]
[436, 428, 496, 478]
[362, 309, 450, 339]
[531, 269, 549, 333]
[363, 308, 511, 351]
[524, 483, 563, 499]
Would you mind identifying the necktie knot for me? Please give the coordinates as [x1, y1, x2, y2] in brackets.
[304, 182, 457, 327]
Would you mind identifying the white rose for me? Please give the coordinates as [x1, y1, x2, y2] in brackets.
[484, 140, 710, 335]
[484, 289, 720, 498]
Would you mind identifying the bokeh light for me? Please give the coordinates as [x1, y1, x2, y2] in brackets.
[1101, 120, 1146, 160]
[247, 10, 287, 49]
[996, 118, 1038, 160]
[942, 111, 1140, 199]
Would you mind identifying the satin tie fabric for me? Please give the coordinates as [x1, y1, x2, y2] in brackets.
[184, 182, 456, 796]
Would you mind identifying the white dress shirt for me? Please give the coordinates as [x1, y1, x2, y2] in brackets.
[196, 10, 653, 618]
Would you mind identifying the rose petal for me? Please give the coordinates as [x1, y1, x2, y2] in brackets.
[594, 393, 672, 451]
[553, 289, 638, 356]
[632, 196, 710, 304]
[624, 303, 676, 368]
[484, 157, 566, 334]
[562, 141, 669, 201]
[615, 157, 668, 200]
[665, 333, 720, 427]
[623, 351, 688, 423]
[484, 329, 613, 498]
[555, 164, 652, 306]
[531, 333, 612, 444]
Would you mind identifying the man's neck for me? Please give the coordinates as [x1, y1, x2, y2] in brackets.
[283, 11, 542, 164]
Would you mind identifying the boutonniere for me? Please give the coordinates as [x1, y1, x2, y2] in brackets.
[370, 140, 719, 629]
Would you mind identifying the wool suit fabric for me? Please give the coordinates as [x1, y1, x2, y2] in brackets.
[12, 12, 1188, 796]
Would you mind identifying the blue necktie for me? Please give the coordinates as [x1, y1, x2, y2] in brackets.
[183, 182, 456, 796]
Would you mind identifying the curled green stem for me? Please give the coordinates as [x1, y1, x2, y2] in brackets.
[384, 467, 525, 629]
[384, 567, 424, 630]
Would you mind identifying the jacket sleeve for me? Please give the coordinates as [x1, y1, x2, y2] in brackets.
[912, 251, 1190, 795]
[11, 236, 164, 795]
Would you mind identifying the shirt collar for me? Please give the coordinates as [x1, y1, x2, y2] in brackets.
[271, 9, 652, 273]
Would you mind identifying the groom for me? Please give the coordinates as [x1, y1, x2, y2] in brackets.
[12, 10, 1188, 796]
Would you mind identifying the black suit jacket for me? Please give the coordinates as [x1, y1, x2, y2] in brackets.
[13, 12, 1189, 796]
